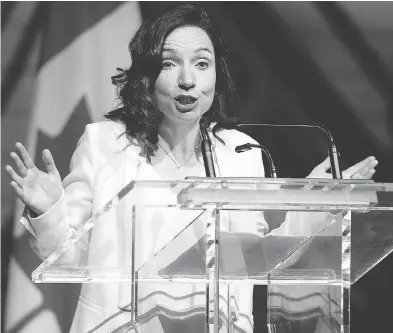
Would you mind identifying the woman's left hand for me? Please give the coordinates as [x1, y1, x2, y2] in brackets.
[307, 156, 378, 179]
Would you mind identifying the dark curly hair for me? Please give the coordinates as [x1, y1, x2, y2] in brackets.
[105, 3, 236, 153]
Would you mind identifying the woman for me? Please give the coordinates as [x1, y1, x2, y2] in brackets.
[6, 4, 378, 333]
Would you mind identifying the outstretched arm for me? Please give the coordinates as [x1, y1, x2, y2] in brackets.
[6, 125, 97, 262]
[268, 155, 378, 237]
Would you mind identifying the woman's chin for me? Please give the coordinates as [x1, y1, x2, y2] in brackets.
[160, 106, 208, 125]
[173, 109, 203, 123]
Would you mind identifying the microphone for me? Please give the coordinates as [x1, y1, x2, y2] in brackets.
[232, 120, 342, 179]
[235, 143, 277, 178]
[200, 126, 216, 177]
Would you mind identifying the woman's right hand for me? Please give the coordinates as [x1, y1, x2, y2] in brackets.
[6, 142, 63, 216]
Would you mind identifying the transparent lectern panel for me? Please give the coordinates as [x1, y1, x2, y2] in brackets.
[218, 210, 341, 284]
[33, 178, 393, 284]
[136, 206, 207, 282]
[132, 206, 242, 332]
[31, 180, 212, 283]
[351, 209, 393, 282]
[137, 208, 264, 332]
[137, 206, 347, 333]
[117, 280, 239, 333]
[139, 209, 342, 284]
[30, 177, 393, 333]
[177, 178, 393, 285]
[268, 269, 342, 333]
[267, 212, 349, 333]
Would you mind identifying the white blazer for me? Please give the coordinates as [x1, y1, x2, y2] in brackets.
[22, 120, 274, 333]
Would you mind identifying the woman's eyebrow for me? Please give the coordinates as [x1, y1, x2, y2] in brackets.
[162, 47, 177, 55]
[194, 47, 213, 54]
[162, 47, 213, 54]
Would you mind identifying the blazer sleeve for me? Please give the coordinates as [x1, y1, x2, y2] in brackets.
[267, 211, 338, 237]
[20, 124, 97, 261]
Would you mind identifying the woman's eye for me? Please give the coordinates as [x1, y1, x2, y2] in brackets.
[162, 61, 175, 70]
[196, 60, 209, 70]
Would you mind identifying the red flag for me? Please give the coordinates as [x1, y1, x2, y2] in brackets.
[4, 2, 141, 332]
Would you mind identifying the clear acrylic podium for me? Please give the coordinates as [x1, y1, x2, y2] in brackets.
[32, 178, 393, 333]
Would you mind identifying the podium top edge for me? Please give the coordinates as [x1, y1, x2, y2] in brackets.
[128, 177, 393, 188]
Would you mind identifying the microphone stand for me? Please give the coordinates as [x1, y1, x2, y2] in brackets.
[233, 121, 342, 179]
[200, 126, 216, 177]
[235, 143, 277, 178]
[199, 125, 221, 332]
[235, 142, 284, 227]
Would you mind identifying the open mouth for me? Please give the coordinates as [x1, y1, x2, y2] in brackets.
[174, 95, 199, 112]
[174, 95, 198, 105]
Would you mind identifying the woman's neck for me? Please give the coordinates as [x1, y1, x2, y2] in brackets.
[158, 119, 201, 160]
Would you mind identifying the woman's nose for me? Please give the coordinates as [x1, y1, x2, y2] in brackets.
[178, 65, 195, 90]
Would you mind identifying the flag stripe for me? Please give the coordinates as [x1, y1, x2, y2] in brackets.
[29, 2, 141, 140]
[38, 2, 124, 70]
[5, 3, 142, 333]
[34, 98, 91, 179]
[1, 3, 45, 112]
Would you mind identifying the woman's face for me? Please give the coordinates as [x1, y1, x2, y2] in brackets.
[154, 26, 216, 125]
